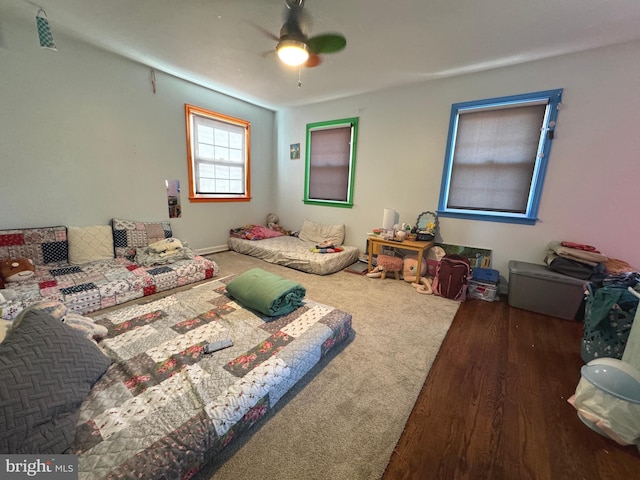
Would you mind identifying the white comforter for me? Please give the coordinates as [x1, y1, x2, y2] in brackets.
[227, 236, 360, 275]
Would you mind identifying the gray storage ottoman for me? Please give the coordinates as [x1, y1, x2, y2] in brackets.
[508, 260, 588, 320]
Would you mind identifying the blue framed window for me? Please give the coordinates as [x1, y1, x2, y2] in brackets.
[438, 89, 563, 225]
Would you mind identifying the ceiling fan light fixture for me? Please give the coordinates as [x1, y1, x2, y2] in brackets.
[276, 39, 310, 66]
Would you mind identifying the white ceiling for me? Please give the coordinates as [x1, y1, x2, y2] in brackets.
[5, 0, 640, 110]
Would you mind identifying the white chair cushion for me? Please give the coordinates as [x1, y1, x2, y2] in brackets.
[68, 225, 114, 265]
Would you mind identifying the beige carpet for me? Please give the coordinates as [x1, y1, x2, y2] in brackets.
[194, 251, 460, 480]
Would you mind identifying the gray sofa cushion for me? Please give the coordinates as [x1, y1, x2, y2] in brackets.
[0, 309, 111, 453]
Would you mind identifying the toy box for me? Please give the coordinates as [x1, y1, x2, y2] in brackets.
[508, 260, 587, 320]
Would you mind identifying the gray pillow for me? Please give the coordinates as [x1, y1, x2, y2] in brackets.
[0, 309, 112, 453]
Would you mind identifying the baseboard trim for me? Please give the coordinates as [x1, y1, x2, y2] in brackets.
[195, 245, 229, 256]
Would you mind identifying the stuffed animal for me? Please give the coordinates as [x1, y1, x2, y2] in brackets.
[403, 254, 433, 294]
[0, 258, 35, 282]
[266, 213, 292, 236]
[267, 213, 280, 230]
[367, 254, 404, 280]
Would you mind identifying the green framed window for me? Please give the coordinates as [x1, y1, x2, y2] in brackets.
[304, 117, 358, 208]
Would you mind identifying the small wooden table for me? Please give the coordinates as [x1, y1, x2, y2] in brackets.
[367, 236, 434, 284]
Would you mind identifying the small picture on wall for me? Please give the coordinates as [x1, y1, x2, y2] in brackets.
[290, 143, 300, 160]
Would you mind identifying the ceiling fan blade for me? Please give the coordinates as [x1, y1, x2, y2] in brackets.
[249, 22, 280, 42]
[260, 49, 275, 59]
[305, 53, 322, 68]
[308, 34, 346, 54]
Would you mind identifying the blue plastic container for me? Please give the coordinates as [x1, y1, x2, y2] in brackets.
[472, 267, 499, 284]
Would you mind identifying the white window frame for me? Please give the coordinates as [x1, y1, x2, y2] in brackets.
[438, 89, 563, 225]
[185, 104, 251, 203]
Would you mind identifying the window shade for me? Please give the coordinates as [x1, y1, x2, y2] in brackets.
[308, 126, 351, 202]
[447, 104, 547, 213]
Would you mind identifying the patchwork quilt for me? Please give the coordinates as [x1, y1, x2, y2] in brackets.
[0, 224, 218, 320]
[73, 276, 353, 479]
[0, 257, 217, 320]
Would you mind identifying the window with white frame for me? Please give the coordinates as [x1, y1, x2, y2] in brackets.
[438, 89, 562, 224]
[304, 117, 359, 208]
[185, 104, 251, 202]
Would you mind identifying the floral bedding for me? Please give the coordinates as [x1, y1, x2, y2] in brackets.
[229, 224, 288, 241]
[72, 275, 352, 479]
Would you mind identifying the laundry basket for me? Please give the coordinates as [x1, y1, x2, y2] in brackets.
[581, 284, 639, 363]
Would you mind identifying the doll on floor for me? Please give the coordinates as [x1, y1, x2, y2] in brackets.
[403, 254, 432, 294]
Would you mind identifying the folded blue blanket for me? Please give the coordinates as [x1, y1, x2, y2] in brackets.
[225, 268, 306, 317]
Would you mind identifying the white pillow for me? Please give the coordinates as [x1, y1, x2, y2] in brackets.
[68, 225, 114, 265]
[298, 220, 345, 246]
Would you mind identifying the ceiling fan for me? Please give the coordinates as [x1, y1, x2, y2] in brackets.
[260, 0, 347, 68]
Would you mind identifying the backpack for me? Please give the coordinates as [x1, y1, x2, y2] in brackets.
[432, 254, 471, 301]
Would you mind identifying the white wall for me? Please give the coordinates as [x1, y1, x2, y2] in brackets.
[275, 40, 640, 277]
[3, 8, 639, 279]
[0, 11, 275, 253]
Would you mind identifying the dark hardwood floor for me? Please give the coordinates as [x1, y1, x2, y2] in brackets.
[383, 297, 640, 480]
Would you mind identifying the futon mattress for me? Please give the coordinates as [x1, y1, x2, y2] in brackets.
[73, 275, 352, 479]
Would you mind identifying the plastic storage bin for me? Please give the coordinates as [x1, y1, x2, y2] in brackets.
[467, 280, 498, 301]
[472, 267, 499, 284]
[508, 260, 588, 320]
[569, 357, 640, 445]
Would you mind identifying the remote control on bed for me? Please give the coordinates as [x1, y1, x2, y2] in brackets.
[203, 339, 233, 354]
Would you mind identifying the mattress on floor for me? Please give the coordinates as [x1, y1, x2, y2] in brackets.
[73, 275, 353, 479]
[227, 235, 360, 275]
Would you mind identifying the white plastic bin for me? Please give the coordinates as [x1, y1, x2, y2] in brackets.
[569, 358, 640, 445]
